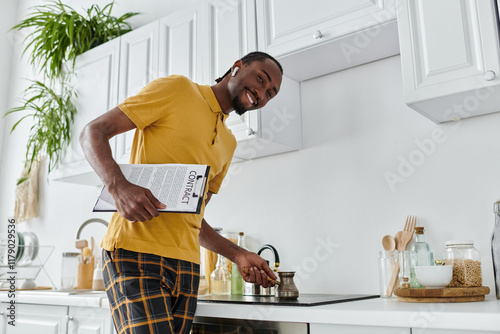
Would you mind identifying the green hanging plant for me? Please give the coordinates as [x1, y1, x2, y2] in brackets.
[4, 80, 77, 174]
[11, 0, 139, 80]
[5, 1, 139, 181]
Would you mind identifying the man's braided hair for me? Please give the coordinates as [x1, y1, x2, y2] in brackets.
[215, 51, 283, 83]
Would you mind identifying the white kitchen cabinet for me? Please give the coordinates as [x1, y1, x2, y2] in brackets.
[115, 21, 160, 164]
[115, 3, 206, 164]
[412, 329, 496, 334]
[53, 0, 303, 183]
[204, 0, 260, 146]
[411, 328, 498, 334]
[51, 39, 121, 185]
[204, 0, 257, 83]
[204, 0, 302, 161]
[256, 0, 400, 81]
[0, 309, 6, 334]
[67, 306, 113, 334]
[397, 0, 500, 123]
[6, 303, 68, 334]
[158, 4, 206, 83]
[232, 75, 302, 160]
[310, 323, 410, 334]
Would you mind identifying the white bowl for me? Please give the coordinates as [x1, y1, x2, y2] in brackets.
[415, 265, 453, 289]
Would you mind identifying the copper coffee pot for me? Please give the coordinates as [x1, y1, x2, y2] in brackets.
[275, 271, 299, 299]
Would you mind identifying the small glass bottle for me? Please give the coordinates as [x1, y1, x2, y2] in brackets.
[401, 277, 410, 289]
[410, 227, 434, 288]
[210, 254, 231, 295]
[236, 233, 254, 296]
[493, 201, 500, 299]
[443, 240, 482, 287]
[399, 251, 412, 287]
[231, 232, 246, 295]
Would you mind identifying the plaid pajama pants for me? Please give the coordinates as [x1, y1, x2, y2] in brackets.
[102, 248, 200, 334]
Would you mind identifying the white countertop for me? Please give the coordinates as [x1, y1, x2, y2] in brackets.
[195, 296, 500, 332]
[3, 291, 500, 332]
[0, 290, 108, 308]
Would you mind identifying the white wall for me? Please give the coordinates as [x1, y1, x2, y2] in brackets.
[0, 0, 19, 186]
[205, 55, 499, 295]
[1, 1, 498, 296]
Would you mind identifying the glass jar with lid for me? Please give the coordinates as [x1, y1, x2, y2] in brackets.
[61, 252, 80, 290]
[443, 240, 482, 287]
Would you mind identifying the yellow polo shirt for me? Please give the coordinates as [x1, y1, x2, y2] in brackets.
[100, 75, 236, 264]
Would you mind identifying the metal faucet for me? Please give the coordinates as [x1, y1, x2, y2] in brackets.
[257, 244, 280, 271]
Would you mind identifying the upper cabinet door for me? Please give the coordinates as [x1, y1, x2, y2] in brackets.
[158, 4, 205, 83]
[256, 0, 397, 57]
[118, 21, 159, 102]
[397, 0, 500, 123]
[205, 0, 260, 142]
[205, 0, 257, 83]
[51, 38, 120, 185]
[116, 21, 160, 164]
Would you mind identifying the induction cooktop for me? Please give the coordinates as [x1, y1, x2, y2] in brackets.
[198, 293, 379, 307]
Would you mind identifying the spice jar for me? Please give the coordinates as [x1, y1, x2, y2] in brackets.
[401, 277, 410, 289]
[443, 240, 482, 287]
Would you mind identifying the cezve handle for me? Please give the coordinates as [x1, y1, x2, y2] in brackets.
[242, 267, 280, 285]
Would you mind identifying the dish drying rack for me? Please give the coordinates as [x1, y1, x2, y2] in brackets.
[0, 245, 55, 289]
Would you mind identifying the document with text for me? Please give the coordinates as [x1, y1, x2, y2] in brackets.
[93, 163, 210, 214]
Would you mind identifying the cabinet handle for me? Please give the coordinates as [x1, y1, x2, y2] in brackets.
[484, 70, 496, 81]
[313, 30, 323, 39]
[0, 311, 4, 316]
[66, 315, 74, 322]
[246, 128, 255, 136]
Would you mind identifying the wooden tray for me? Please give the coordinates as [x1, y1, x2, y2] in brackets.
[394, 286, 490, 303]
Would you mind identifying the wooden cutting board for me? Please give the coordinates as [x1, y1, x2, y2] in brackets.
[394, 286, 490, 303]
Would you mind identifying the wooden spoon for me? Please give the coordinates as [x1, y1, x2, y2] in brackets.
[382, 235, 396, 251]
[393, 231, 402, 250]
[386, 220, 416, 296]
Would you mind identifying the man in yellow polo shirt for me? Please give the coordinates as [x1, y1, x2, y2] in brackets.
[80, 51, 283, 334]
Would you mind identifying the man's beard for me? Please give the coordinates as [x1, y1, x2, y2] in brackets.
[232, 96, 247, 116]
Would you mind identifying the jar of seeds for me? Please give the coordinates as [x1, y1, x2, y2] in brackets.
[443, 241, 482, 287]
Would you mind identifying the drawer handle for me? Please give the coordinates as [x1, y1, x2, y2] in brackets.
[484, 70, 496, 81]
[313, 30, 322, 39]
[246, 128, 255, 136]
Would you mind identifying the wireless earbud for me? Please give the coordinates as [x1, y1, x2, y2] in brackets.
[232, 67, 239, 77]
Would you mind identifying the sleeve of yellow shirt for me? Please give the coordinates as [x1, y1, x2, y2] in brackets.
[118, 76, 185, 130]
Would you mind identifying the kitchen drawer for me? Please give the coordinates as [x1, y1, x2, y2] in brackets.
[412, 329, 498, 334]
[310, 323, 409, 334]
[193, 316, 307, 334]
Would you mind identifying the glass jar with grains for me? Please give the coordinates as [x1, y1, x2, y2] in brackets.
[443, 240, 482, 287]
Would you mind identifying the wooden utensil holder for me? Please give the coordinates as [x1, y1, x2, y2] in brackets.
[77, 256, 94, 289]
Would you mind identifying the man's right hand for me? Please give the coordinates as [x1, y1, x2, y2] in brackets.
[80, 107, 166, 222]
[108, 180, 166, 222]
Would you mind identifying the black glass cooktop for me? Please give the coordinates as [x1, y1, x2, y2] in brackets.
[198, 293, 379, 307]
